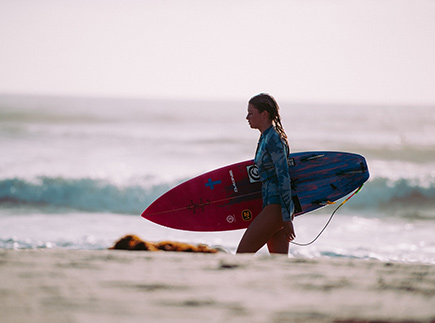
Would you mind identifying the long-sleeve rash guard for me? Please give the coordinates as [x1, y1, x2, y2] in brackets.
[254, 125, 294, 222]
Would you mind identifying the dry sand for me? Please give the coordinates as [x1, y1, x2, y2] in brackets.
[1, 249, 434, 323]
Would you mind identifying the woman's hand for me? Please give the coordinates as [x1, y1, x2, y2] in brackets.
[283, 220, 296, 242]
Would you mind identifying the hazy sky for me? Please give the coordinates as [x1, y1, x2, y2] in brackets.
[1, 0, 434, 105]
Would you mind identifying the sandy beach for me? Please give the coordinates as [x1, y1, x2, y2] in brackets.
[1, 249, 434, 323]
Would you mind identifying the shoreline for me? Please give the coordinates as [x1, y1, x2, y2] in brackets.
[1, 249, 435, 323]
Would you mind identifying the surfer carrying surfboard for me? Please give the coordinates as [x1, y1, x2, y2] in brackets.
[237, 94, 296, 254]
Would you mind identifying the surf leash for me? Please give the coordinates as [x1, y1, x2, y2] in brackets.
[291, 184, 364, 247]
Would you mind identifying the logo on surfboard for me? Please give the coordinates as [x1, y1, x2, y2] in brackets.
[226, 215, 235, 223]
[247, 165, 260, 183]
[241, 209, 252, 221]
[205, 178, 222, 190]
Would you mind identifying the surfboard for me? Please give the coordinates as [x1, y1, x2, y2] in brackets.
[141, 151, 369, 231]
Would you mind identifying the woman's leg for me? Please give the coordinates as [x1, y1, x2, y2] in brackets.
[236, 204, 283, 254]
[267, 228, 289, 254]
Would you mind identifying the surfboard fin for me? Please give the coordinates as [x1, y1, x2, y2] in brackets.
[292, 195, 303, 214]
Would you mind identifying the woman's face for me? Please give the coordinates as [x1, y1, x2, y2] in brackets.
[246, 104, 264, 129]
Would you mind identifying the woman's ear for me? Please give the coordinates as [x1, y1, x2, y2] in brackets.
[261, 110, 270, 120]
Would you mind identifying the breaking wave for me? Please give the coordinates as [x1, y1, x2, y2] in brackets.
[0, 177, 170, 214]
[349, 177, 435, 209]
[1, 176, 434, 217]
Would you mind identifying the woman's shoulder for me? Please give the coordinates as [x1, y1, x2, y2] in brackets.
[264, 126, 282, 144]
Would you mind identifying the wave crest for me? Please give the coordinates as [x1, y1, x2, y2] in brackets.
[1, 176, 434, 217]
[347, 177, 435, 217]
[0, 177, 169, 214]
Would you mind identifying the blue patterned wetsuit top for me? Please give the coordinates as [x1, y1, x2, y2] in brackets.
[254, 126, 295, 222]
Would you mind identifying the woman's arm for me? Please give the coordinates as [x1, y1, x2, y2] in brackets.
[267, 132, 294, 222]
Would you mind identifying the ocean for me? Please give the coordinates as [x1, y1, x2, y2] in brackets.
[1, 94, 434, 263]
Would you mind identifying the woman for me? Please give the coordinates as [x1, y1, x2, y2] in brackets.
[236, 93, 296, 254]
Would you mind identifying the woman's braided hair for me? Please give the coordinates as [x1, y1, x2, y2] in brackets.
[249, 93, 290, 153]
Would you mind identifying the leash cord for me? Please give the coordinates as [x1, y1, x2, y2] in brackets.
[291, 184, 364, 247]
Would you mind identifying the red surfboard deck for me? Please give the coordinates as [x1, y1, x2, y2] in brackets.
[141, 151, 369, 231]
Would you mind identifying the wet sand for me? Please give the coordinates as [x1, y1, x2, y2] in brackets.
[1, 249, 434, 323]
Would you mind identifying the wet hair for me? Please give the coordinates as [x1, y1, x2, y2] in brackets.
[249, 93, 290, 153]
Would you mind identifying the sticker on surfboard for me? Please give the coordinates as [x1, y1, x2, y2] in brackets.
[247, 165, 260, 183]
[241, 209, 252, 221]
